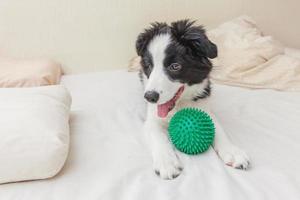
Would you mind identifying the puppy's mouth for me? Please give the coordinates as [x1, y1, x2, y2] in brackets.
[157, 86, 185, 118]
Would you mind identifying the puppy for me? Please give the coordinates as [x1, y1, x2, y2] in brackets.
[136, 20, 250, 179]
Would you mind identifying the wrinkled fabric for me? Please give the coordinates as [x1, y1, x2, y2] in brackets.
[209, 15, 300, 91]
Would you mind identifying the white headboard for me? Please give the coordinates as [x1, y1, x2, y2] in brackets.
[0, 0, 299, 74]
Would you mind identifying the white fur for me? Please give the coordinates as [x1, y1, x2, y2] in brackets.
[145, 34, 182, 104]
[143, 34, 250, 180]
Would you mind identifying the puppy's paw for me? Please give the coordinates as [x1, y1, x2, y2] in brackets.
[216, 145, 250, 170]
[153, 152, 183, 180]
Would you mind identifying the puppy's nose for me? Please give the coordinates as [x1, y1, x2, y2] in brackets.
[144, 91, 159, 103]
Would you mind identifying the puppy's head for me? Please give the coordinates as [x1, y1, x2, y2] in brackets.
[136, 20, 217, 118]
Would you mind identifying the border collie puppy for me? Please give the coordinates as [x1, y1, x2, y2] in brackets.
[136, 20, 250, 180]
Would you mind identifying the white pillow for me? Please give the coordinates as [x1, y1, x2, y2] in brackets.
[0, 85, 71, 184]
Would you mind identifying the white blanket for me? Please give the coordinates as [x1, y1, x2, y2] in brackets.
[0, 71, 299, 199]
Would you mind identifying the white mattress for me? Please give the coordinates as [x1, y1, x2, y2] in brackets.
[0, 70, 300, 200]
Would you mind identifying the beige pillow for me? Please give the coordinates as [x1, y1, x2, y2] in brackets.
[0, 57, 62, 87]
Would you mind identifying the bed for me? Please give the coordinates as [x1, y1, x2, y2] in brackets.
[0, 70, 299, 200]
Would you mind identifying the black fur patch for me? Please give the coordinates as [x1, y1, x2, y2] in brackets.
[192, 81, 211, 101]
[163, 42, 213, 85]
[171, 20, 217, 59]
[140, 51, 153, 78]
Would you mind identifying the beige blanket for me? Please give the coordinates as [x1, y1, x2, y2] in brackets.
[209, 16, 300, 91]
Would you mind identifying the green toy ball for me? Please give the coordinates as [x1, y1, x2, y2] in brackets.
[168, 108, 215, 155]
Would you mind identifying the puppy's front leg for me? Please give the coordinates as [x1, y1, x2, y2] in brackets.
[210, 113, 250, 169]
[144, 106, 183, 179]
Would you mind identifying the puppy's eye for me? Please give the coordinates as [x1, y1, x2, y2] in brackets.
[168, 63, 182, 72]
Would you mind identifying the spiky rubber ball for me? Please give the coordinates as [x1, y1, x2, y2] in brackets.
[168, 108, 215, 155]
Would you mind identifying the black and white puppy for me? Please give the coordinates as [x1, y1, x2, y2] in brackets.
[136, 20, 250, 180]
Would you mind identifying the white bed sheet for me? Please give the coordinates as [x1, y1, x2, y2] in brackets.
[0, 70, 300, 200]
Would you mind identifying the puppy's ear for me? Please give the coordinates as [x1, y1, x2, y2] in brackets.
[135, 22, 169, 56]
[171, 19, 217, 59]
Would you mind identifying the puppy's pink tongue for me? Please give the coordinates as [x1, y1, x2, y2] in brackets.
[157, 86, 185, 118]
[157, 102, 172, 118]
